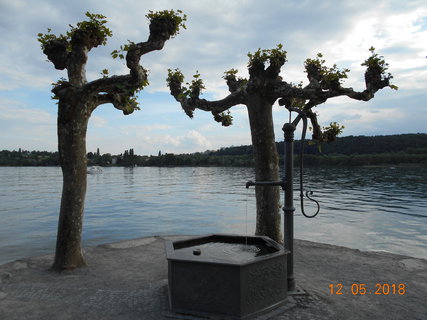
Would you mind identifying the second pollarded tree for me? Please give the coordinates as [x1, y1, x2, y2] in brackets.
[167, 45, 397, 243]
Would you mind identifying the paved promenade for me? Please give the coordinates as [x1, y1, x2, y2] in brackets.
[1, 236, 426, 319]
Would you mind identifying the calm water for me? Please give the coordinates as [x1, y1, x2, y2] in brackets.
[0, 166, 426, 264]
[175, 242, 266, 263]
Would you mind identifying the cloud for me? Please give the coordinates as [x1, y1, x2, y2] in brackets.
[1, 0, 426, 154]
[0, 65, 53, 91]
[0, 101, 54, 124]
[320, 6, 427, 90]
[0, 100, 56, 150]
[136, 129, 213, 154]
[185, 129, 212, 149]
[343, 108, 405, 127]
[87, 120, 215, 154]
[91, 116, 107, 128]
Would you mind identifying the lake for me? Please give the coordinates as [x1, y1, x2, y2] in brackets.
[0, 166, 426, 265]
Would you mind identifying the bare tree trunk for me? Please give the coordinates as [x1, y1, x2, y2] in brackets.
[247, 95, 282, 243]
[52, 101, 90, 271]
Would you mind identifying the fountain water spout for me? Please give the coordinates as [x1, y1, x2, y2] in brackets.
[245, 180, 286, 190]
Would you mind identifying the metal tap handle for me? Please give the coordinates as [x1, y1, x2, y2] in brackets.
[302, 191, 320, 218]
[291, 108, 320, 218]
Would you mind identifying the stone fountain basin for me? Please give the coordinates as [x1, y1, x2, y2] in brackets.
[165, 234, 288, 319]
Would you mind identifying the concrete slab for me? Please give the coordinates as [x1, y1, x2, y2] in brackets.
[0, 236, 426, 319]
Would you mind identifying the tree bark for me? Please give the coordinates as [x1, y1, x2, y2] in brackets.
[247, 94, 282, 243]
[52, 99, 90, 271]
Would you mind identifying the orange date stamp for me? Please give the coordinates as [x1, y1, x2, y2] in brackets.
[329, 283, 407, 295]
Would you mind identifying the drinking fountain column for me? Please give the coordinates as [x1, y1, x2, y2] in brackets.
[283, 122, 296, 292]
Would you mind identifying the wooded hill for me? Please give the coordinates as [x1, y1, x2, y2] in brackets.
[212, 133, 427, 166]
[1, 133, 426, 167]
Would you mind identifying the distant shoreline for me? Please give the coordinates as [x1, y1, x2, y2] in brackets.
[1, 162, 426, 168]
[2, 133, 427, 167]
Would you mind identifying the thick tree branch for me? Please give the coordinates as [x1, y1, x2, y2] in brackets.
[126, 17, 178, 82]
[279, 48, 395, 110]
[42, 11, 184, 115]
[87, 78, 141, 115]
[168, 73, 246, 125]
[197, 93, 247, 113]
[223, 73, 247, 93]
[275, 49, 394, 142]
[68, 26, 109, 86]
[126, 40, 164, 82]
[93, 93, 114, 106]
[275, 71, 390, 107]
[84, 16, 179, 106]
[83, 74, 135, 95]
[92, 91, 138, 115]
[265, 56, 286, 79]
[305, 109, 323, 141]
[276, 81, 386, 142]
[43, 40, 68, 70]
[77, 74, 142, 116]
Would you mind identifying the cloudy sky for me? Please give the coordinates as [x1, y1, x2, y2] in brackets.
[0, 0, 426, 156]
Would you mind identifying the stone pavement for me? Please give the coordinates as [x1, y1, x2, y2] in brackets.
[0, 236, 426, 319]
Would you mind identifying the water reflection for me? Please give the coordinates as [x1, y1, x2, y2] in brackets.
[293, 166, 427, 258]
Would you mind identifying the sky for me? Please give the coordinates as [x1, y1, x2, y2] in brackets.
[0, 0, 426, 156]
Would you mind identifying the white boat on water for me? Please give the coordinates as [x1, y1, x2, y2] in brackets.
[87, 166, 103, 174]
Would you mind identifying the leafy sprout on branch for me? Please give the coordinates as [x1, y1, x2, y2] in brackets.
[247, 44, 287, 69]
[223, 68, 239, 79]
[37, 12, 112, 51]
[167, 69, 205, 100]
[304, 53, 350, 90]
[146, 9, 187, 38]
[111, 41, 135, 60]
[362, 47, 398, 90]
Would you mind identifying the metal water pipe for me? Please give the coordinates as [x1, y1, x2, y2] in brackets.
[283, 122, 296, 292]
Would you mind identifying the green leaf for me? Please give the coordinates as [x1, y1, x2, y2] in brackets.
[145, 9, 187, 38]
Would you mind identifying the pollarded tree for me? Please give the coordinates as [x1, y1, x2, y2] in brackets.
[38, 10, 186, 271]
[167, 45, 396, 243]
